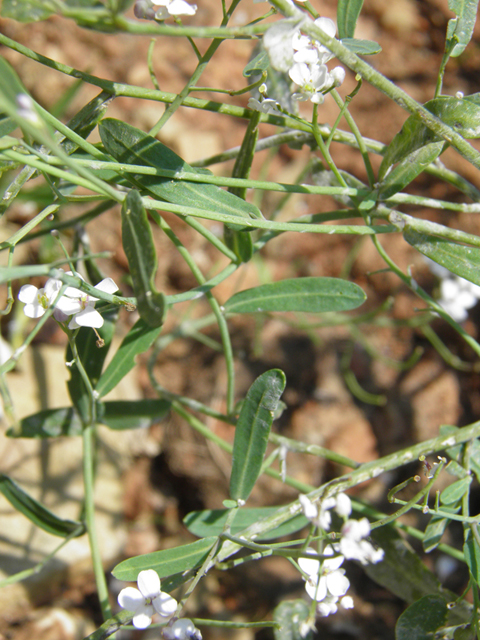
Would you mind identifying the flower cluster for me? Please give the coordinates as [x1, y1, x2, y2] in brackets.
[134, 0, 197, 20]
[261, 17, 345, 106]
[18, 269, 117, 330]
[118, 569, 178, 629]
[298, 493, 384, 616]
[426, 258, 480, 322]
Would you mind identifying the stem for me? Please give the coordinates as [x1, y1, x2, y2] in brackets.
[68, 336, 112, 621]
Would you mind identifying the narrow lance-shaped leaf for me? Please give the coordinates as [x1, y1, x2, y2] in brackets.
[379, 95, 480, 186]
[447, 0, 479, 57]
[342, 38, 382, 55]
[403, 226, 480, 287]
[99, 118, 262, 229]
[184, 507, 309, 540]
[121, 189, 168, 328]
[0, 474, 85, 538]
[464, 528, 480, 585]
[98, 399, 171, 430]
[337, 0, 365, 39]
[224, 277, 366, 315]
[95, 317, 164, 398]
[230, 369, 286, 501]
[112, 536, 218, 581]
[224, 110, 260, 262]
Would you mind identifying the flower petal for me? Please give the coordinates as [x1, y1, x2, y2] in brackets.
[18, 285, 38, 304]
[305, 575, 327, 601]
[23, 302, 46, 319]
[153, 591, 178, 617]
[137, 569, 161, 599]
[118, 586, 145, 611]
[167, 0, 197, 15]
[95, 278, 118, 295]
[71, 306, 104, 328]
[132, 612, 153, 629]
[326, 570, 349, 597]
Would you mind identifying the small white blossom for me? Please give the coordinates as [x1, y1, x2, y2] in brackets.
[299, 493, 351, 529]
[57, 271, 118, 330]
[292, 17, 336, 65]
[16, 93, 41, 125]
[118, 569, 177, 629]
[339, 518, 384, 565]
[334, 493, 352, 518]
[437, 276, 480, 322]
[164, 618, 202, 640]
[340, 595, 354, 609]
[299, 546, 350, 603]
[18, 279, 62, 319]
[134, 0, 196, 19]
[289, 62, 329, 104]
[263, 21, 298, 72]
[247, 97, 282, 116]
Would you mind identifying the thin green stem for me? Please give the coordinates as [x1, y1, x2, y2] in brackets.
[68, 336, 112, 621]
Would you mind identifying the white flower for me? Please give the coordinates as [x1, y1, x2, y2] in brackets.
[340, 595, 354, 609]
[334, 493, 352, 518]
[263, 21, 298, 72]
[437, 276, 480, 322]
[57, 271, 118, 330]
[339, 518, 384, 565]
[299, 493, 351, 529]
[299, 546, 349, 602]
[289, 62, 329, 104]
[154, 0, 197, 19]
[117, 569, 177, 629]
[134, 0, 196, 19]
[164, 618, 202, 640]
[16, 93, 41, 125]
[247, 97, 282, 116]
[292, 17, 337, 65]
[18, 278, 63, 319]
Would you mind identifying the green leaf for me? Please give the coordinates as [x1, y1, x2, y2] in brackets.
[0, 0, 55, 21]
[365, 526, 442, 603]
[243, 50, 270, 77]
[7, 407, 83, 438]
[121, 189, 168, 328]
[379, 95, 480, 189]
[184, 507, 309, 540]
[99, 118, 262, 229]
[273, 600, 313, 640]
[337, 0, 364, 38]
[403, 227, 480, 287]
[95, 318, 163, 398]
[378, 140, 446, 200]
[0, 56, 30, 107]
[224, 277, 366, 315]
[112, 536, 218, 581]
[230, 369, 286, 501]
[395, 595, 448, 640]
[341, 38, 382, 54]
[464, 529, 480, 584]
[224, 110, 260, 262]
[61, 90, 114, 156]
[99, 399, 171, 430]
[0, 474, 85, 538]
[447, 0, 479, 57]
[423, 516, 450, 553]
[0, 114, 18, 138]
[440, 476, 472, 504]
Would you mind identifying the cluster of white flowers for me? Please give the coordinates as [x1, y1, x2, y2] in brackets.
[259, 17, 345, 108]
[18, 269, 117, 330]
[134, 0, 197, 20]
[298, 493, 384, 616]
[426, 258, 480, 322]
[118, 569, 178, 629]
[117, 570, 202, 638]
